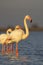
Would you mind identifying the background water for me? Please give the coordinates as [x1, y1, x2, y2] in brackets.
[0, 31, 43, 65]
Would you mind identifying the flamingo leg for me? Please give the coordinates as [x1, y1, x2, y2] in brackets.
[16, 43, 18, 57]
[2, 44, 5, 55]
[10, 43, 14, 54]
[6, 44, 11, 54]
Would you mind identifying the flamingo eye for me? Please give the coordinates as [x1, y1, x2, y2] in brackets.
[8, 31, 11, 34]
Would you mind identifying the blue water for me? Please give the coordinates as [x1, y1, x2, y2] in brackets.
[0, 31, 43, 65]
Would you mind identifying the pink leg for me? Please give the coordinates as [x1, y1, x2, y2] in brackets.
[2, 44, 5, 55]
[16, 43, 18, 57]
[10, 43, 14, 53]
[6, 44, 11, 54]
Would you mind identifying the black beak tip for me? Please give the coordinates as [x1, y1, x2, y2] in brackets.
[30, 19, 32, 23]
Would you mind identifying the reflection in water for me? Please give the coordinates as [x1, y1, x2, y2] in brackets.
[0, 54, 32, 65]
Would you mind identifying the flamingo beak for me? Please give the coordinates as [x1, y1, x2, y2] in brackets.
[30, 19, 32, 23]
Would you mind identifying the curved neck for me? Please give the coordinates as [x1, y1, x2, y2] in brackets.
[6, 30, 12, 35]
[6, 28, 12, 35]
[6, 31, 9, 35]
[24, 18, 29, 36]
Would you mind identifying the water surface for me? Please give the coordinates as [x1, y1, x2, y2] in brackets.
[0, 31, 43, 65]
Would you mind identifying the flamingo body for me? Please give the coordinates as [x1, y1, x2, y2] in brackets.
[0, 29, 12, 54]
[10, 29, 24, 43]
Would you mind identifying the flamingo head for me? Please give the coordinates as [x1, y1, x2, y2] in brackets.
[15, 25, 22, 29]
[25, 15, 32, 23]
[6, 28, 12, 34]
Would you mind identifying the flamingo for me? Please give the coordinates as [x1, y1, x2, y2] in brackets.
[0, 28, 12, 55]
[8, 15, 32, 57]
[5, 26, 22, 54]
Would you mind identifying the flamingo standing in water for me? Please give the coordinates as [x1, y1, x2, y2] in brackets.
[0, 29, 12, 55]
[8, 15, 32, 57]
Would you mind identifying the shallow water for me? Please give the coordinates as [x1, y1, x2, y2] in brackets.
[0, 31, 43, 65]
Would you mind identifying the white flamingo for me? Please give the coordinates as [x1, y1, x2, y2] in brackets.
[8, 15, 32, 57]
[0, 29, 12, 55]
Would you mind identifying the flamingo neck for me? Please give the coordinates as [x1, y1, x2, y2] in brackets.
[24, 18, 29, 37]
[6, 31, 10, 36]
[6, 29, 12, 35]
